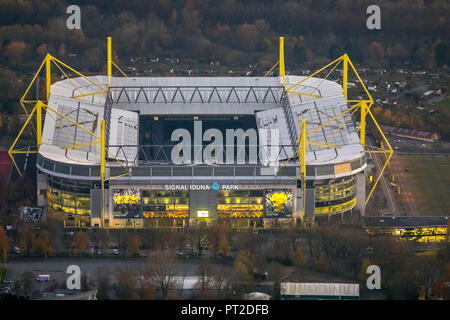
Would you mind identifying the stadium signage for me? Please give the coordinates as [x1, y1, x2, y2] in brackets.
[164, 184, 239, 191]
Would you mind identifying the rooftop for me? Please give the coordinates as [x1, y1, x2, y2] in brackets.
[39, 74, 364, 171]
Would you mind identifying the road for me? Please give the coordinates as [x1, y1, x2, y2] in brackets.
[369, 143, 402, 216]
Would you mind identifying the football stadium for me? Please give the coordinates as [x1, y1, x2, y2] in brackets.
[10, 37, 392, 230]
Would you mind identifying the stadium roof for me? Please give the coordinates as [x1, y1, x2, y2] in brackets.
[39, 75, 364, 168]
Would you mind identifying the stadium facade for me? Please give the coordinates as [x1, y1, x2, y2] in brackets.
[12, 37, 391, 230]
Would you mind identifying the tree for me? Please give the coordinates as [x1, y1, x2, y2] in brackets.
[21, 271, 35, 298]
[0, 225, 9, 262]
[434, 42, 450, 66]
[36, 230, 54, 258]
[195, 261, 215, 299]
[185, 225, 208, 256]
[128, 233, 141, 257]
[367, 42, 385, 60]
[359, 258, 372, 281]
[315, 251, 330, 272]
[328, 43, 342, 60]
[72, 231, 88, 256]
[136, 269, 155, 300]
[212, 268, 229, 299]
[291, 248, 307, 267]
[233, 249, 254, 289]
[17, 225, 35, 256]
[96, 266, 111, 300]
[116, 229, 129, 258]
[116, 268, 138, 300]
[4, 41, 29, 65]
[207, 223, 230, 259]
[147, 250, 177, 299]
[62, 235, 73, 255]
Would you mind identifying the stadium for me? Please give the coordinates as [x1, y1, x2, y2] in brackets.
[10, 37, 392, 230]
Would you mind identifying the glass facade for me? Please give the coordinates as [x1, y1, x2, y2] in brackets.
[142, 190, 189, 218]
[46, 177, 92, 216]
[217, 190, 264, 218]
[314, 176, 356, 214]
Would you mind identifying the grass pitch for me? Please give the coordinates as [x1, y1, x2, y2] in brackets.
[399, 154, 450, 215]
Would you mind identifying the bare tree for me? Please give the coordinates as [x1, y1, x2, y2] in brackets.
[20, 270, 34, 298]
[185, 226, 208, 256]
[207, 222, 230, 259]
[96, 266, 111, 300]
[195, 261, 215, 299]
[147, 249, 178, 299]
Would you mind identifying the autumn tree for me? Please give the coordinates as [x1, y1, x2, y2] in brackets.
[207, 222, 230, 259]
[72, 231, 89, 256]
[0, 225, 9, 262]
[233, 249, 254, 290]
[116, 268, 138, 300]
[136, 269, 155, 300]
[17, 225, 35, 256]
[4, 41, 29, 65]
[36, 230, 54, 258]
[128, 233, 142, 257]
[367, 42, 385, 60]
[291, 248, 308, 268]
[315, 251, 330, 272]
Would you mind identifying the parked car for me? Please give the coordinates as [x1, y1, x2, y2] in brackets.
[112, 249, 119, 255]
[9, 246, 21, 254]
[2, 280, 13, 285]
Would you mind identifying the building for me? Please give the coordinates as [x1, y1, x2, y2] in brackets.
[362, 216, 449, 243]
[379, 125, 439, 143]
[280, 282, 360, 300]
[13, 38, 381, 230]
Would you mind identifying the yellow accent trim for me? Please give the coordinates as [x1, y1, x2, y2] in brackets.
[264, 61, 279, 77]
[364, 107, 394, 205]
[112, 60, 127, 77]
[315, 198, 356, 215]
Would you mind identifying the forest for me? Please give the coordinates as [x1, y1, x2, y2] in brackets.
[0, 0, 449, 135]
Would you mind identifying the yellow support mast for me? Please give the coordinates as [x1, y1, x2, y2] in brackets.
[342, 54, 348, 101]
[46, 54, 51, 101]
[36, 100, 43, 148]
[360, 101, 366, 147]
[107, 36, 112, 87]
[100, 120, 106, 228]
[279, 36, 285, 87]
[299, 119, 307, 220]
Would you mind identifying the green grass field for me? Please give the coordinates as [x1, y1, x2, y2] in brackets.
[400, 154, 450, 215]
